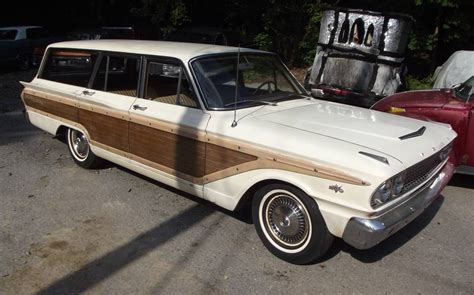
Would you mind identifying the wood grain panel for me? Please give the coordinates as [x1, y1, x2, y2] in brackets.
[21, 90, 368, 185]
[129, 122, 207, 177]
[205, 144, 257, 175]
[23, 94, 78, 122]
[79, 109, 129, 152]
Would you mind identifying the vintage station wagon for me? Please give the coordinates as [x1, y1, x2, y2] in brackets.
[22, 40, 456, 264]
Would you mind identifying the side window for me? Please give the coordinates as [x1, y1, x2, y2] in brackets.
[91, 54, 140, 97]
[0, 30, 18, 40]
[40, 49, 98, 87]
[144, 60, 198, 108]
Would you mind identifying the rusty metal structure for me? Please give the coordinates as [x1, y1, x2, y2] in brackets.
[305, 8, 414, 107]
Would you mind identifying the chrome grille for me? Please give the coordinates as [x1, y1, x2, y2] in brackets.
[401, 151, 443, 194]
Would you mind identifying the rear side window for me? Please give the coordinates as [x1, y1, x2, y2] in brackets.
[91, 54, 141, 97]
[40, 49, 98, 87]
[0, 30, 18, 40]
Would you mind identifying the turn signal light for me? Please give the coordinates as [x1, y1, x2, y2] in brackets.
[389, 106, 406, 113]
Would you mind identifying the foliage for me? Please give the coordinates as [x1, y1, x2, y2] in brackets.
[405, 75, 434, 90]
[5, 0, 471, 81]
[131, 0, 190, 36]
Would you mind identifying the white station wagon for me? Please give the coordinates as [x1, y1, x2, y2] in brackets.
[22, 40, 456, 264]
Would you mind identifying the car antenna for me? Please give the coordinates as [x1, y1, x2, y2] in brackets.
[231, 45, 241, 128]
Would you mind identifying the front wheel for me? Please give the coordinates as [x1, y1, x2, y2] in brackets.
[252, 183, 334, 264]
[67, 128, 102, 169]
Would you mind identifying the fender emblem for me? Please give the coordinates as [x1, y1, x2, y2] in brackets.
[329, 184, 344, 194]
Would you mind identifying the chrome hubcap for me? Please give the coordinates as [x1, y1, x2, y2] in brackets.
[70, 130, 89, 159]
[265, 194, 309, 248]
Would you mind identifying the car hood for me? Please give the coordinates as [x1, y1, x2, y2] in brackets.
[373, 89, 452, 110]
[252, 100, 455, 165]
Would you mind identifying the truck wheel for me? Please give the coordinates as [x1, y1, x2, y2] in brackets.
[252, 183, 334, 264]
[67, 128, 102, 169]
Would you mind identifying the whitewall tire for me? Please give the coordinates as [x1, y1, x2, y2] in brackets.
[252, 183, 334, 264]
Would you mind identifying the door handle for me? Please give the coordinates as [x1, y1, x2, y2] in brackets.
[132, 104, 148, 111]
[82, 90, 95, 96]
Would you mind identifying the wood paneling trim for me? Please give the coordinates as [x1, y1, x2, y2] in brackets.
[129, 122, 207, 177]
[205, 143, 257, 175]
[23, 93, 78, 122]
[80, 109, 129, 152]
[22, 89, 369, 186]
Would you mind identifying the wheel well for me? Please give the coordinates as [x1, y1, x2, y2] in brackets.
[234, 179, 302, 212]
[55, 125, 68, 139]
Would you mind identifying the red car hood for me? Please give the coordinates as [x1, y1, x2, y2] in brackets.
[372, 89, 452, 111]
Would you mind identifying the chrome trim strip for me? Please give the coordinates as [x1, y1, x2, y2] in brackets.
[373, 157, 448, 214]
[343, 161, 454, 250]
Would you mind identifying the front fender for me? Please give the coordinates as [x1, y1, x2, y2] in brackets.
[203, 169, 376, 237]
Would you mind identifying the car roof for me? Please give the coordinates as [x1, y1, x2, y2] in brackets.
[47, 40, 268, 62]
[0, 26, 42, 30]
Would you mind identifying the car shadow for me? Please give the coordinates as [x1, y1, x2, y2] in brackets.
[448, 173, 474, 189]
[114, 165, 253, 225]
[318, 195, 445, 264]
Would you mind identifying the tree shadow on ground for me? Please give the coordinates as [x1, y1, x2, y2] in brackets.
[37, 203, 213, 294]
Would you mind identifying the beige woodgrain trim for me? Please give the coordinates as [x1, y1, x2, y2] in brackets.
[23, 89, 78, 107]
[129, 114, 207, 142]
[22, 90, 369, 186]
[25, 107, 92, 140]
[78, 100, 129, 120]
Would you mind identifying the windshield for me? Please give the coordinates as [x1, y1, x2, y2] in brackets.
[0, 29, 18, 40]
[454, 76, 474, 101]
[192, 53, 302, 109]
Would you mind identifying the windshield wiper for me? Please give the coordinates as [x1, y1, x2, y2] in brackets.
[225, 99, 278, 107]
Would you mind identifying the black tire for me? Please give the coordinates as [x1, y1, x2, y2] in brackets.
[67, 128, 102, 169]
[252, 183, 334, 264]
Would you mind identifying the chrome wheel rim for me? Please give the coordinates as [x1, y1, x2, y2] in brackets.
[263, 192, 310, 249]
[69, 130, 89, 160]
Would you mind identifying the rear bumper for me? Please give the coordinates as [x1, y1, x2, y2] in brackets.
[342, 161, 454, 250]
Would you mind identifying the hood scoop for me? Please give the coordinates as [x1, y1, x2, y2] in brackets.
[399, 126, 426, 140]
[359, 151, 389, 165]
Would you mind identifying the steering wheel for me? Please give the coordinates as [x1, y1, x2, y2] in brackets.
[252, 80, 277, 95]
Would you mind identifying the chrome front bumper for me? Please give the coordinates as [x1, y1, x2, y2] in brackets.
[342, 161, 455, 250]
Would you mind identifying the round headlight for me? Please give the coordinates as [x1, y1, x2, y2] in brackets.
[393, 174, 405, 196]
[379, 180, 393, 202]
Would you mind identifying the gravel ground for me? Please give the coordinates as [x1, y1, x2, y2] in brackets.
[0, 68, 473, 294]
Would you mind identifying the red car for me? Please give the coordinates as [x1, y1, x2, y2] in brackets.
[372, 76, 474, 174]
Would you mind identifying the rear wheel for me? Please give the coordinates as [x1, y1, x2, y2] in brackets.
[67, 128, 102, 168]
[252, 183, 333, 264]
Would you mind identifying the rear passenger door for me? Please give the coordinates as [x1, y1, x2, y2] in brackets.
[128, 58, 210, 187]
[78, 53, 141, 153]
